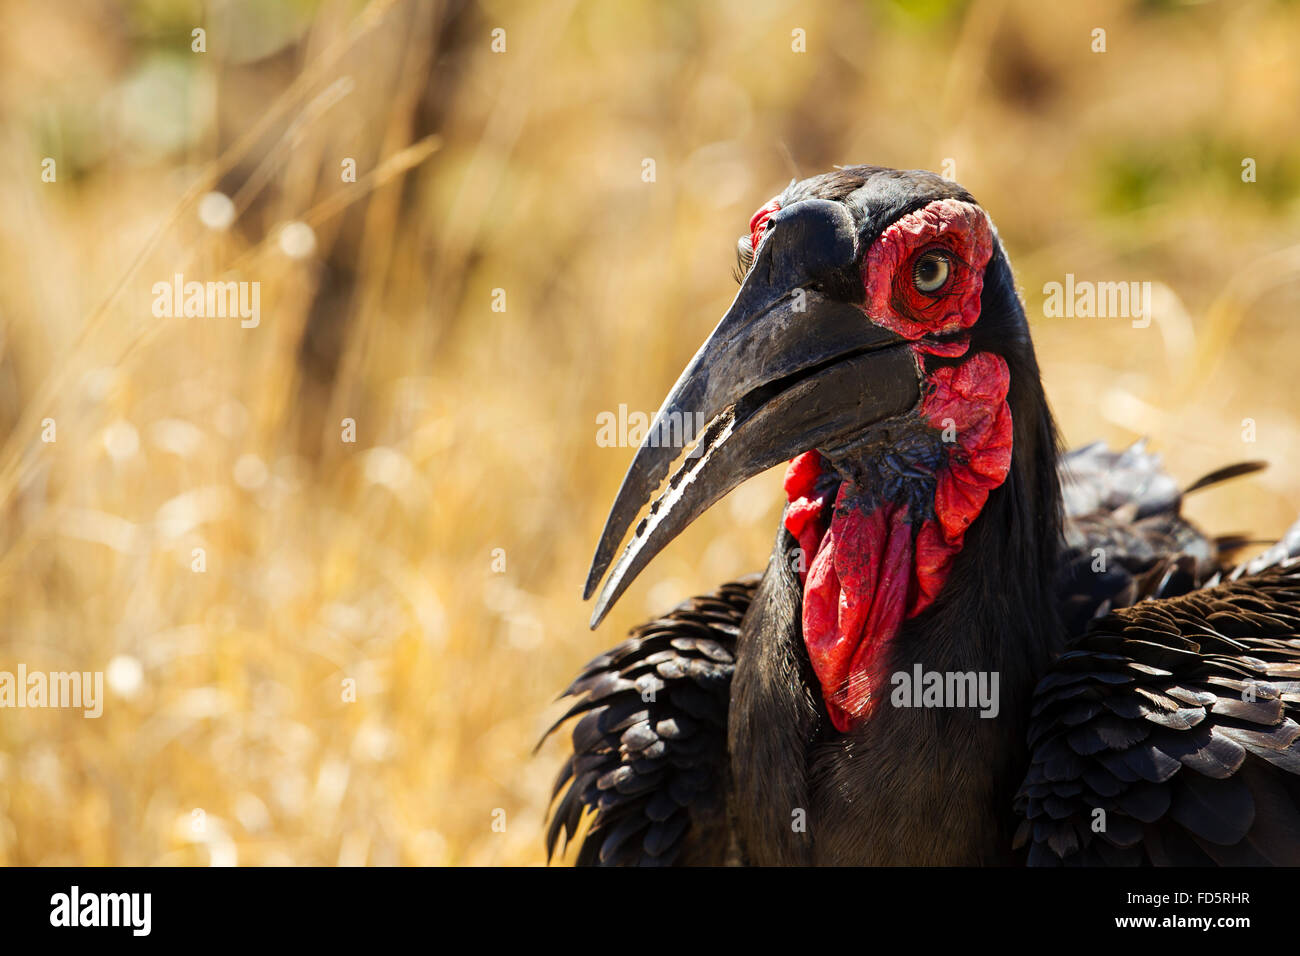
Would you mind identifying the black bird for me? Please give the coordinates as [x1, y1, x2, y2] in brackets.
[543, 165, 1300, 865]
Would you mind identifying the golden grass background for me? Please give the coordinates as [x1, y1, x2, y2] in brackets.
[0, 0, 1297, 865]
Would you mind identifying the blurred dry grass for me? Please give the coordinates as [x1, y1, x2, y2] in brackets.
[0, 0, 1297, 865]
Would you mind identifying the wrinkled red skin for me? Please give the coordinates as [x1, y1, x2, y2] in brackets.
[776, 198, 1011, 732]
[864, 198, 993, 346]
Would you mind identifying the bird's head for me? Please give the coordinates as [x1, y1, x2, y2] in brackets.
[585, 165, 1049, 728]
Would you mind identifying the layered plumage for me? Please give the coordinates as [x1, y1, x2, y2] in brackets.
[1019, 557, 1300, 865]
[543, 579, 754, 865]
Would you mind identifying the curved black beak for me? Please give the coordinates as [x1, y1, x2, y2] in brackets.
[584, 199, 921, 627]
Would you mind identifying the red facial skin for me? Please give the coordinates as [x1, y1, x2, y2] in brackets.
[776, 197, 1012, 732]
[864, 198, 993, 345]
[749, 198, 781, 251]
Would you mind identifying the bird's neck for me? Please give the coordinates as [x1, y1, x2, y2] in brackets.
[784, 343, 1062, 732]
[728, 337, 1063, 863]
[729, 257, 1066, 862]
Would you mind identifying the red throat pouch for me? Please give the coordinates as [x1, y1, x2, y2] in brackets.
[782, 352, 1013, 731]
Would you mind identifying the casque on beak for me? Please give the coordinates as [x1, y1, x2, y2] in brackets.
[584, 198, 922, 627]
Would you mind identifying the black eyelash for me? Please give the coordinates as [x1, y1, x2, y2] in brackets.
[913, 250, 947, 277]
[912, 248, 960, 294]
[734, 239, 755, 284]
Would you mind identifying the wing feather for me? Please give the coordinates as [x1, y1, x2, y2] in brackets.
[541, 576, 758, 865]
[1018, 561, 1300, 865]
[1055, 441, 1264, 632]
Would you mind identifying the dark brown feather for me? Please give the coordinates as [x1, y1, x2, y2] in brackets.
[1017, 561, 1300, 865]
[540, 576, 757, 865]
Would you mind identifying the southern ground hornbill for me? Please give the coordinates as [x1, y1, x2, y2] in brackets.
[543, 165, 1300, 865]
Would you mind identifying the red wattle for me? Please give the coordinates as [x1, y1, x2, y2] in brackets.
[781, 352, 1013, 731]
[921, 352, 1015, 550]
[782, 451, 831, 568]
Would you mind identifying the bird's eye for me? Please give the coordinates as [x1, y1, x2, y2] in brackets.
[912, 250, 951, 294]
